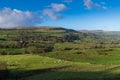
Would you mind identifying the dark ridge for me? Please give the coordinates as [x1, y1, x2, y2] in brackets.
[49, 27, 77, 32]
[0, 26, 78, 32]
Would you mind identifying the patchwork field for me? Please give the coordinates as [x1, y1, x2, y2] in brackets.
[0, 27, 120, 80]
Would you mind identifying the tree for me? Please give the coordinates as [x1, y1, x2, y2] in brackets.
[63, 33, 79, 42]
[25, 46, 37, 54]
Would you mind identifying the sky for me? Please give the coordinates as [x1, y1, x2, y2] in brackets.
[0, 0, 120, 30]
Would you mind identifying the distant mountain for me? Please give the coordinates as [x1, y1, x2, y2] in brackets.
[79, 30, 120, 39]
[79, 30, 104, 32]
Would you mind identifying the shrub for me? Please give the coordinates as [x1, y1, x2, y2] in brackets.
[64, 47, 72, 50]
[76, 51, 84, 54]
[25, 46, 37, 54]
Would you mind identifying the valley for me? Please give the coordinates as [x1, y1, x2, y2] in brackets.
[0, 27, 120, 80]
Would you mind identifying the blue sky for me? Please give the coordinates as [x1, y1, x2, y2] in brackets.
[0, 0, 120, 30]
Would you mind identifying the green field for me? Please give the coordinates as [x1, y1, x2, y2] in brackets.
[0, 51, 120, 80]
[41, 48, 120, 65]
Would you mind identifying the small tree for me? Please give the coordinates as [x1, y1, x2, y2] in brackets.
[25, 46, 37, 54]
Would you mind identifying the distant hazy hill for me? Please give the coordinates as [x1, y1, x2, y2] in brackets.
[79, 30, 120, 39]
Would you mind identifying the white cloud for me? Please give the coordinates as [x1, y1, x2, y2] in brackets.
[0, 8, 42, 28]
[43, 3, 67, 20]
[83, 0, 107, 10]
[51, 3, 67, 12]
[84, 0, 93, 9]
[43, 9, 63, 20]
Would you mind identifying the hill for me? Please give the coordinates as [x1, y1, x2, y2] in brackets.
[0, 26, 119, 55]
[79, 30, 120, 40]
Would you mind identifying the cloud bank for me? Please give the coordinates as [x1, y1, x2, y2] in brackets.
[0, 3, 67, 28]
[0, 8, 42, 28]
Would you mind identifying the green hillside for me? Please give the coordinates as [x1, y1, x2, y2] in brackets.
[0, 27, 120, 80]
[79, 30, 120, 40]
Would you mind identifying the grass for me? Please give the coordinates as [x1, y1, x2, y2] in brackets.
[54, 43, 94, 50]
[0, 48, 25, 55]
[0, 54, 120, 80]
[0, 55, 71, 70]
[0, 48, 120, 80]
[0, 54, 72, 79]
[40, 48, 120, 65]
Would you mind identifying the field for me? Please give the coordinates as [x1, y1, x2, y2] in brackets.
[0, 53, 120, 80]
[0, 27, 120, 80]
[41, 48, 120, 64]
[0, 48, 120, 80]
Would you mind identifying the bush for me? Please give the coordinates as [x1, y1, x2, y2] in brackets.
[64, 47, 73, 50]
[25, 46, 38, 54]
[76, 51, 84, 54]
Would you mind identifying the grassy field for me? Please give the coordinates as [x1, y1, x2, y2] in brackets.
[0, 53, 120, 80]
[0, 55, 71, 79]
[40, 48, 120, 64]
